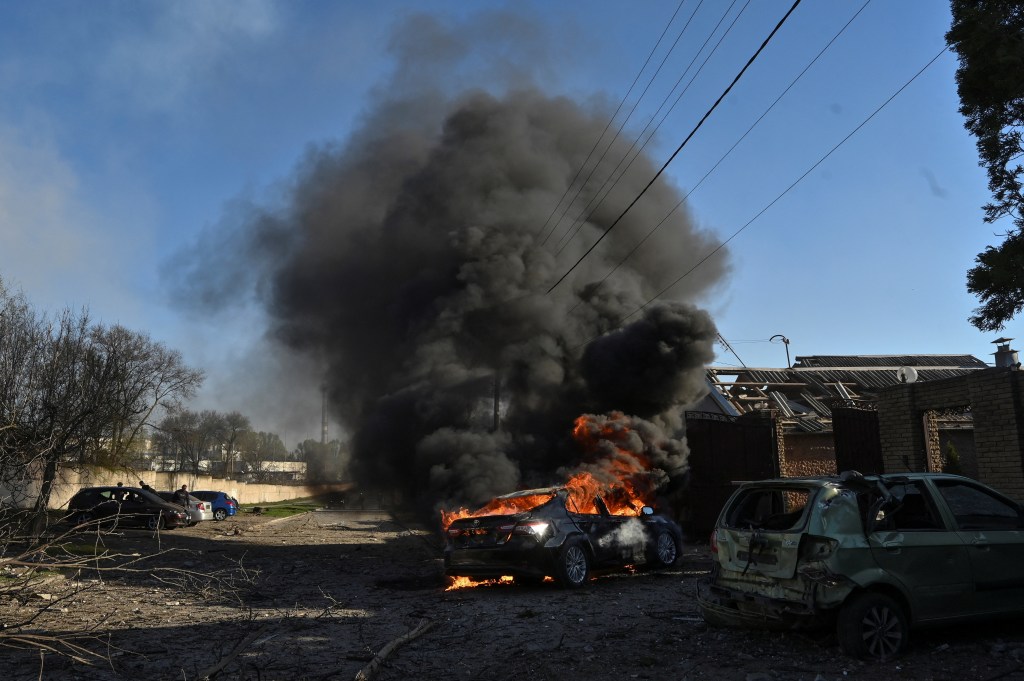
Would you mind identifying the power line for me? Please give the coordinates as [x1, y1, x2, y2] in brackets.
[571, 44, 950, 351]
[553, 0, 749, 255]
[546, 0, 803, 294]
[589, 0, 872, 290]
[537, 0, 691, 246]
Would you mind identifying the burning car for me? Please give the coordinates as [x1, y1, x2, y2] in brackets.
[699, 471, 1024, 661]
[443, 486, 682, 587]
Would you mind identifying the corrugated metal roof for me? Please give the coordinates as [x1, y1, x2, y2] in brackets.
[800, 391, 832, 417]
[769, 391, 794, 417]
[707, 354, 990, 425]
[794, 355, 989, 369]
[792, 416, 829, 432]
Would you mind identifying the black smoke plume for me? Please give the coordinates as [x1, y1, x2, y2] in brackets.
[167, 13, 728, 519]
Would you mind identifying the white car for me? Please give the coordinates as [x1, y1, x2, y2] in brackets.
[158, 492, 214, 525]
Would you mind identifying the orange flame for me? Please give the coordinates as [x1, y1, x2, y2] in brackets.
[441, 412, 660, 529]
[440, 493, 553, 529]
[445, 575, 514, 591]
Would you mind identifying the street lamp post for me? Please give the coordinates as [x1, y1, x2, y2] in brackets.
[770, 334, 791, 368]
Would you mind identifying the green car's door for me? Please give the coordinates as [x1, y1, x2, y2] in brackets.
[867, 482, 974, 622]
[932, 478, 1024, 616]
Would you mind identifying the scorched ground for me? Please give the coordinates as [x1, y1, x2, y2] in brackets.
[4, 508, 1024, 680]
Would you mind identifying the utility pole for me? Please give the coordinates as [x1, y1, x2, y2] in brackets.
[492, 369, 501, 433]
[321, 383, 328, 445]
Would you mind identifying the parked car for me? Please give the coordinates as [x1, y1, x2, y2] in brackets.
[444, 487, 682, 587]
[698, 471, 1024, 661]
[157, 491, 214, 525]
[192, 490, 239, 521]
[66, 486, 188, 530]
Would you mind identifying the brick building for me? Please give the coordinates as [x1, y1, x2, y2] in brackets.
[699, 354, 990, 481]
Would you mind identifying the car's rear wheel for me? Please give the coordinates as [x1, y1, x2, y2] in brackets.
[147, 514, 166, 531]
[73, 512, 93, 527]
[555, 539, 590, 588]
[647, 529, 679, 568]
[214, 508, 227, 521]
[837, 591, 908, 661]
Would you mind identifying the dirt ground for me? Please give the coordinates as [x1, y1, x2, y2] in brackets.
[5, 508, 1024, 681]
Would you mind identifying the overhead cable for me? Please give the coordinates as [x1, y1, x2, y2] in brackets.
[593, 0, 871, 288]
[547, 0, 803, 294]
[573, 44, 950, 350]
[537, 0, 691, 246]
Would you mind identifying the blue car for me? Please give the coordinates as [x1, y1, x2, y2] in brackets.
[191, 490, 239, 521]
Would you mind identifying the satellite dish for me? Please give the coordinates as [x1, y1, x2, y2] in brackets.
[896, 366, 918, 384]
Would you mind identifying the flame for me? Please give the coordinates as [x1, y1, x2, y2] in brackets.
[445, 575, 514, 591]
[564, 413, 657, 514]
[445, 575, 552, 590]
[440, 493, 553, 529]
[441, 412, 661, 529]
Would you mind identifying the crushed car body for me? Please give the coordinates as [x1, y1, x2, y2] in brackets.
[443, 487, 682, 587]
[698, 470, 1024, 660]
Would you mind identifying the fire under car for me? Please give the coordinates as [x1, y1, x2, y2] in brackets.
[698, 471, 1024, 661]
[443, 487, 683, 587]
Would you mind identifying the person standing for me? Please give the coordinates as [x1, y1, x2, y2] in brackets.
[172, 484, 189, 507]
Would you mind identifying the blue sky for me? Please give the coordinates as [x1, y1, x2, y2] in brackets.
[0, 1, 1005, 444]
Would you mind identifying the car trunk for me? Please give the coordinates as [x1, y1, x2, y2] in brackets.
[446, 515, 524, 548]
[713, 486, 820, 580]
[715, 527, 805, 579]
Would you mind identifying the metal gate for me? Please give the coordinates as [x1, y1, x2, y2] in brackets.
[832, 407, 882, 474]
[684, 412, 777, 538]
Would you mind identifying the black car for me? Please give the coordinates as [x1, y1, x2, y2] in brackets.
[443, 487, 682, 587]
[66, 486, 189, 530]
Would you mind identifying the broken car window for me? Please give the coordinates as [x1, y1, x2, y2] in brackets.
[724, 488, 811, 531]
[872, 482, 943, 531]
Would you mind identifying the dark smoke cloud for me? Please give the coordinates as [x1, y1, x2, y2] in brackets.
[167, 12, 728, 518]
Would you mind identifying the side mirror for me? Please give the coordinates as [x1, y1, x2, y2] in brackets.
[641, 506, 654, 516]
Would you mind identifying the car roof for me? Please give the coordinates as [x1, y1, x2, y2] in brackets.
[494, 487, 563, 499]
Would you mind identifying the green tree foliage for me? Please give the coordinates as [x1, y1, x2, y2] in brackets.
[947, 0, 1024, 330]
[943, 441, 964, 474]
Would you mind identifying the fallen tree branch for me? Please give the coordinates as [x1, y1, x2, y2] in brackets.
[196, 623, 271, 680]
[354, 618, 437, 681]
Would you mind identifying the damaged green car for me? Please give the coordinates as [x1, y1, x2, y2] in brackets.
[698, 471, 1024, 660]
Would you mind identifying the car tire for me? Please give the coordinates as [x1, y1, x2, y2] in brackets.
[73, 512, 93, 527]
[837, 591, 908, 661]
[647, 529, 679, 568]
[214, 508, 227, 521]
[147, 514, 166, 531]
[554, 538, 590, 588]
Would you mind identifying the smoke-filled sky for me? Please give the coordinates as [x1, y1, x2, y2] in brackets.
[0, 1, 1003, 456]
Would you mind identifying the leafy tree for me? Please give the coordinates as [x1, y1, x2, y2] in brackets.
[947, 0, 1024, 330]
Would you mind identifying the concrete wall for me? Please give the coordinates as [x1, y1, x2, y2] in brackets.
[1, 465, 349, 510]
